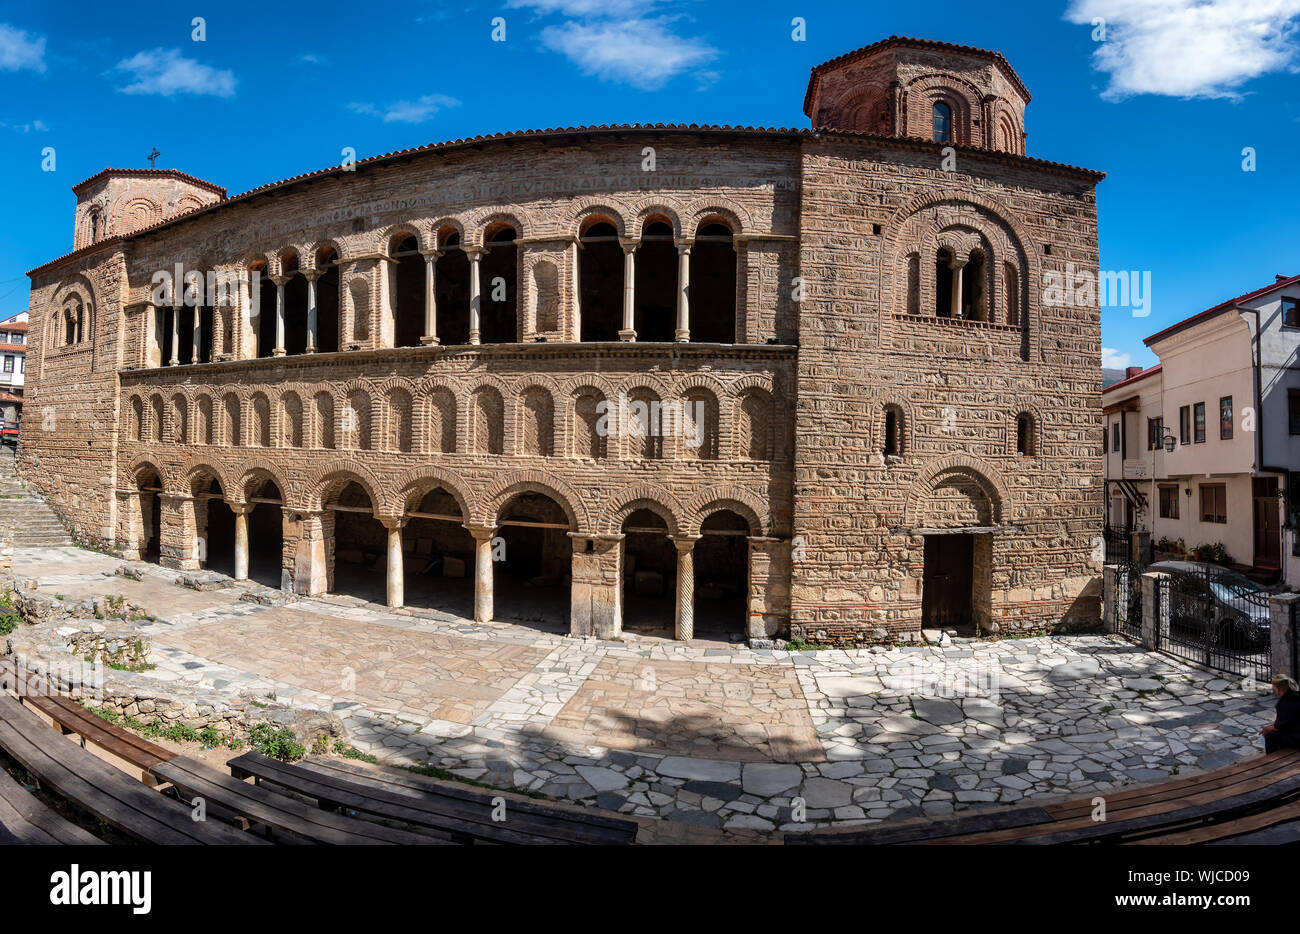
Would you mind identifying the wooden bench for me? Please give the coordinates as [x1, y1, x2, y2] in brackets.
[786, 749, 1300, 845]
[150, 755, 449, 845]
[0, 693, 263, 844]
[0, 657, 177, 786]
[229, 752, 641, 845]
[0, 761, 103, 844]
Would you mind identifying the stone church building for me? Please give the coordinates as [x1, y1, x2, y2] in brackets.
[21, 37, 1104, 644]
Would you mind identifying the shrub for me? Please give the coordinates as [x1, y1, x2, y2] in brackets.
[249, 723, 305, 762]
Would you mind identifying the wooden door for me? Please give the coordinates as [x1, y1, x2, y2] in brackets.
[922, 534, 973, 629]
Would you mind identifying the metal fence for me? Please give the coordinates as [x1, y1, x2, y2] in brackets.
[1104, 525, 1131, 565]
[1114, 563, 1143, 642]
[1155, 566, 1271, 682]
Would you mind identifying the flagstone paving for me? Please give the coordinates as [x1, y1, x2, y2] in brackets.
[5, 546, 1279, 832]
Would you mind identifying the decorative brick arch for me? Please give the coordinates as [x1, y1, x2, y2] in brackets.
[305, 459, 385, 512]
[466, 208, 526, 248]
[823, 84, 891, 133]
[631, 201, 687, 238]
[431, 217, 466, 247]
[568, 200, 630, 238]
[238, 463, 291, 503]
[684, 486, 769, 536]
[379, 222, 427, 255]
[309, 238, 347, 269]
[600, 483, 685, 536]
[125, 456, 171, 492]
[185, 460, 235, 499]
[687, 202, 749, 237]
[903, 455, 1012, 528]
[479, 472, 585, 530]
[389, 465, 476, 521]
[272, 247, 302, 276]
[903, 73, 984, 146]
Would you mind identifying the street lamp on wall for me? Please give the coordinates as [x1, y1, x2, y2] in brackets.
[1160, 428, 1176, 454]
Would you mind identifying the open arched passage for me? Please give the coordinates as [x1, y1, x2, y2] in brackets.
[315, 246, 341, 353]
[494, 491, 571, 630]
[246, 477, 284, 588]
[635, 220, 676, 341]
[191, 474, 235, 576]
[400, 487, 476, 618]
[135, 467, 163, 562]
[327, 481, 387, 601]
[479, 226, 517, 343]
[579, 220, 622, 342]
[391, 235, 425, 348]
[695, 509, 750, 635]
[689, 223, 736, 343]
[620, 508, 676, 634]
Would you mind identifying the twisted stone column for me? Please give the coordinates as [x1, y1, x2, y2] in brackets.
[671, 535, 700, 641]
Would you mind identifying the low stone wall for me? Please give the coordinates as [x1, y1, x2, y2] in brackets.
[4, 615, 342, 747]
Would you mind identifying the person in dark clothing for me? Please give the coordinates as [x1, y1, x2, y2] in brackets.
[1262, 675, 1300, 753]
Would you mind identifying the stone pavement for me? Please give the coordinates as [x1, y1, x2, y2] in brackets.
[6, 546, 1277, 833]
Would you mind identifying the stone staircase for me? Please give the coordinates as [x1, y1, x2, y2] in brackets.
[0, 449, 74, 547]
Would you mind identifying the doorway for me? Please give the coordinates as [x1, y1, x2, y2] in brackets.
[1253, 477, 1281, 569]
[922, 533, 974, 632]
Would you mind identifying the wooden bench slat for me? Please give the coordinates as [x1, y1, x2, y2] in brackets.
[0, 764, 104, 845]
[230, 752, 633, 845]
[1126, 797, 1300, 845]
[152, 757, 450, 845]
[785, 749, 1300, 846]
[0, 694, 262, 845]
[297, 757, 639, 844]
[22, 693, 175, 770]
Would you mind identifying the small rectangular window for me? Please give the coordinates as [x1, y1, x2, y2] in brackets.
[1111, 421, 1120, 453]
[1220, 396, 1233, 440]
[1179, 405, 1190, 445]
[1193, 402, 1206, 443]
[3, 356, 12, 374]
[1200, 484, 1227, 523]
[1283, 296, 1300, 328]
[1159, 484, 1179, 520]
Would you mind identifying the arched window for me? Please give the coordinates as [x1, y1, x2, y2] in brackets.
[390, 235, 424, 348]
[1003, 262, 1020, 326]
[1016, 412, 1035, 456]
[690, 222, 736, 344]
[579, 219, 623, 342]
[883, 405, 904, 456]
[89, 212, 99, 243]
[935, 248, 955, 317]
[932, 101, 952, 143]
[480, 225, 518, 344]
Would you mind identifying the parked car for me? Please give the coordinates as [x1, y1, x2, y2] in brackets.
[1148, 560, 1271, 647]
[0, 420, 17, 446]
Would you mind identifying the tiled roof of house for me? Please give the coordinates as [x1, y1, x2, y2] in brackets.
[1144, 273, 1300, 346]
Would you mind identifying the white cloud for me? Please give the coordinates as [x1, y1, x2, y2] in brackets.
[348, 94, 460, 124]
[540, 17, 716, 90]
[0, 118, 48, 133]
[115, 48, 236, 97]
[299, 53, 327, 65]
[1066, 0, 1300, 99]
[509, 0, 656, 15]
[0, 24, 45, 73]
[1102, 347, 1132, 369]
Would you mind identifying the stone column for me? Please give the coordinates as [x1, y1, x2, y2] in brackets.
[421, 251, 440, 345]
[675, 242, 692, 342]
[1140, 570, 1165, 651]
[468, 525, 496, 622]
[233, 504, 252, 581]
[468, 248, 483, 346]
[949, 257, 966, 319]
[304, 271, 320, 353]
[1131, 529, 1152, 566]
[1102, 564, 1118, 633]
[169, 303, 181, 365]
[115, 489, 144, 560]
[271, 274, 289, 355]
[671, 535, 699, 641]
[190, 305, 201, 363]
[158, 493, 199, 571]
[382, 517, 406, 608]
[292, 510, 330, 596]
[1270, 593, 1300, 683]
[569, 533, 623, 638]
[619, 240, 637, 341]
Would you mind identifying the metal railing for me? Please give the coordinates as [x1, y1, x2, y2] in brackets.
[1155, 565, 1271, 682]
[1104, 525, 1131, 565]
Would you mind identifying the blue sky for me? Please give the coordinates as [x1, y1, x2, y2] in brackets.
[0, 0, 1296, 368]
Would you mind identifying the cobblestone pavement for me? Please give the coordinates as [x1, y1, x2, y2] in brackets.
[8, 547, 1277, 832]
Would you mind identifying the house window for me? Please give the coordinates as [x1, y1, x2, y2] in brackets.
[1147, 417, 1163, 450]
[1291, 389, 1300, 435]
[1200, 484, 1227, 523]
[1283, 296, 1300, 328]
[1193, 402, 1206, 443]
[1111, 420, 1120, 453]
[1220, 396, 1233, 440]
[2, 356, 11, 373]
[932, 101, 952, 143]
[1159, 484, 1179, 519]
[1179, 405, 1190, 445]
[1016, 413, 1033, 456]
[883, 407, 900, 456]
